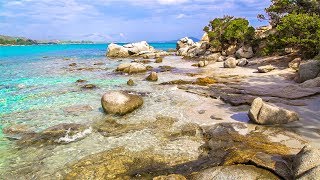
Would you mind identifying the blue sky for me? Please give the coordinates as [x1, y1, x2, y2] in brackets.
[0, 0, 271, 42]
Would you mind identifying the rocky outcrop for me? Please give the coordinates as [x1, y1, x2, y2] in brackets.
[258, 65, 275, 73]
[289, 58, 301, 71]
[224, 57, 237, 68]
[293, 145, 320, 179]
[116, 62, 147, 74]
[101, 91, 143, 115]
[235, 45, 254, 59]
[248, 97, 299, 125]
[200, 32, 210, 43]
[297, 60, 320, 83]
[190, 165, 278, 180]
[176, 37, 208, 58]
[198, 60, 209, 67]
[107, 41, 156, 58]
[107, 43, 130, 57]
[226, 44, 238, 56]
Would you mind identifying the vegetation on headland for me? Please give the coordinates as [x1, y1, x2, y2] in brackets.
[204, 0, 320, 59]
[0, 35, 94, 45]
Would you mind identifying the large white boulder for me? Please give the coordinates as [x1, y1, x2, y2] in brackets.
[235, 45, 254, 59]
[107, 43, 130, 57]
[107, 41, 155, 58]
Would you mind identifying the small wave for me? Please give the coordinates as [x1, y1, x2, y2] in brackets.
[57, 127, 92, 144]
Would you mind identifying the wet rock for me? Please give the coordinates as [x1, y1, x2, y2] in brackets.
[101, 91, 143, 115]
[116, 63, 147, 74]
[297, 60, 320, 82]
[127, 79, 135, 86]
[288, 58, 301, 71]
[69, 63, 77, 67]
[146, 72, 158, 82]
[81, 84, 97, 89]
[146, 65, 154, 71]
[190, 165, 278, 180]
[210, 115, 223, 120]
[258, 65, 275, 73]
[18, 123, 91, 146]
[153, 174, 186, 180]
[160, 80, 193, 85]
[293, 145, 320, 178]
[76, 79, 87, 83]
[235, 45, 254, 59]
[93, 62, 105, 66]
[3, 124, 35, 139]
[224, 57, 237, 68]
[63, 105, 93, 115]
[198, 110, 206, 114]
[237, 58, 248, 67]
[155, 57, 163, 63]
[248, 97, 299, 125]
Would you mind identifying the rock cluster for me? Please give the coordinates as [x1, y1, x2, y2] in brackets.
[107, 41, 168, 58]
[116, 62, 147, 74]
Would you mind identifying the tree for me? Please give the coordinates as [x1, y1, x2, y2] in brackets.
[204, 16, 255, 49]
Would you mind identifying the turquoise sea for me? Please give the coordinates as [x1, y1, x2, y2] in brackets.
[0, 43, 177, 177]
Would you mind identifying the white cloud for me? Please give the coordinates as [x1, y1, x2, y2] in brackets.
[176, 13, 187, 19]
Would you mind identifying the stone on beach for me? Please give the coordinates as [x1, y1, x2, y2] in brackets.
[116, 62, 147, 74]
[297, 60, 320, 82]
[101, 91, 143, 115]
[146, 72, 158, 81]
[107, 41, 155, 58]
[248, 97, 299, 125]
[258, 65, 275, 73]
[237, 58, 248, 67]
[224, 57, 237, 68]
[127, 79, 135, 86]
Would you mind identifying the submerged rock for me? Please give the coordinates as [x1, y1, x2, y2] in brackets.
[190, 165, 278, 180]
[81, 84, 97, 89]
[3, 124, 35, 139]
[127, 79, 135, 86]
[155, 57, 163, 63]
[248, 97, 299, 125]
[258, 65, 275, 73]
[101, 91, 143, 115]
[18, 123, 91, 146]
[146, 72, 158, 82]
[63, 105, 93, 115]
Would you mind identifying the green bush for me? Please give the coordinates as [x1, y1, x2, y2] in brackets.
[204, 16, 255, 48]
[276, 13, 320, 58]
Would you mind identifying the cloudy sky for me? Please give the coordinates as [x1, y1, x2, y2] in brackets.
[0, 0, 270, 42]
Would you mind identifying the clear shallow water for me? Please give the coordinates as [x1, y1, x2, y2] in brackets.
[0, 43, 180, 177]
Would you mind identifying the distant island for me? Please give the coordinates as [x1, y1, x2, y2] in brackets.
[0, 35, 94, 45]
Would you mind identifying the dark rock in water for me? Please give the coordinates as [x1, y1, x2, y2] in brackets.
[189, 165, 278, 180]
[146, 72, 158, 82]
[248, 97, 299, 125]
[293, 145, 320, 179]
[160, 80, 193, 85]
[127, 79, 135, 86]
[81, 84, 97, 89]
[3, 124, 35, 140]
[210, 115, 223, 120]
[63, 105, 93, 115]
[93, 62, 105, 66]
[76, 79, 88, 83]
[69, 63, 77, 67]
[101, 91, 143, 115]
[18, 123, 91, 146]
[195, 77, 216, 86]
